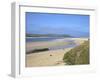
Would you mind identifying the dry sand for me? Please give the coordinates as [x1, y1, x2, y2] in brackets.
[26, 48, 71, 67]
[71, 38, 88, 45]
[26, 38, 88, 67]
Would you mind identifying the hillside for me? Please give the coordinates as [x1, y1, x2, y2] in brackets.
[63, 41, 89, 65]
[26, 34, 72, 37]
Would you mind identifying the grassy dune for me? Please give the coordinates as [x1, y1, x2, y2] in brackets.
[63, 40, 89, 65]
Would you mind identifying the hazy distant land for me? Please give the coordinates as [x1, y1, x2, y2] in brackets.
[26, 34, 72, 37]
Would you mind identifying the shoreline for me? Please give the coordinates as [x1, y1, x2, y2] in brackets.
[26, 38, 88, 53]
[26, 38, 88, 67]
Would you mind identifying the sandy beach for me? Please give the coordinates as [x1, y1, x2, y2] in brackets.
[26, 38, 88, 67]
[26, 48, 72, 67]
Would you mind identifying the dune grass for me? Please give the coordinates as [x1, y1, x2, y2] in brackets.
[63, 40, 89, 65]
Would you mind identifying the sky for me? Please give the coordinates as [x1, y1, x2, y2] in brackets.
[26, 12, 89, 37]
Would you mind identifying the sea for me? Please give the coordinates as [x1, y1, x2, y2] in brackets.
[26, 37, 65, 42]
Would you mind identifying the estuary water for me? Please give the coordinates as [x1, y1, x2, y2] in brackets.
[26, 37, 78, 52]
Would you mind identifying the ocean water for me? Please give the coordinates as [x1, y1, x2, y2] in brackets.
[26, 37, 65, 42]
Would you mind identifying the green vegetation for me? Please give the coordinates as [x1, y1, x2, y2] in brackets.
[63, 41, 89, 65]
[26, 34, 72, 37]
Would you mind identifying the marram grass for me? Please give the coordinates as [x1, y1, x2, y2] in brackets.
[63, 41, 89, 65]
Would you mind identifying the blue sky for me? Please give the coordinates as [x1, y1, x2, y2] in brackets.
[26, 12, 89, 37]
